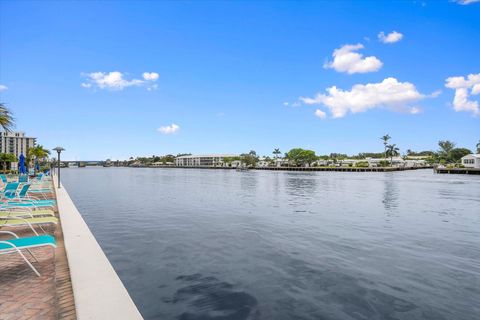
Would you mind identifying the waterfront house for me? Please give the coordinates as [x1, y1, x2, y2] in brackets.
[461, 154, 480, 168]
[338, 159, 358, 167]
[312, 159, 331, 167]
[256, 158, 270, 167]
[367, 157, 405, 167]
[273, 158, 289, 167]
[230, 160, 242, 168]
[404, 159, 427, 167]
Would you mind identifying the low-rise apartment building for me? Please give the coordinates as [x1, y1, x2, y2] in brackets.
[175, 154, 238, 166]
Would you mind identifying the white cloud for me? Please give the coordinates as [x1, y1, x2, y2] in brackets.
[454, 0, 480, 5]
[283, 101, 301, 107]
[81, 71, 159, 91]
[409, 107, 422, 114]
[472, 84, 480, 95]
[0, 85, 8, 92]
[147, 84, 159, 91]
[378, 31, 404, 44]
[315, 109, 327, 119]
[445, 73, 480, 116]
[429, 90, 442, 98]
[324, 44, 382, 74]
[157, 123, 180, 134]
[300, 77, 428, 118]
[143, 72, 159, 81]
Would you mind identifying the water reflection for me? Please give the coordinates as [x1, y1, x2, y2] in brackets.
[284, 173, 318, 198]
[382, 174, 399, 212]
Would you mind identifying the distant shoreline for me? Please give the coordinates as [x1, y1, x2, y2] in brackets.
[107, 165, 435, 173]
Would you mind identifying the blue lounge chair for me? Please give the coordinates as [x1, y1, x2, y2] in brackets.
[1, 182, 20, 199]
[1, 184, 56, 211]
[8, 184, 55, 203]
[0, 230, 56, 276]
[0, 174, 7, 184]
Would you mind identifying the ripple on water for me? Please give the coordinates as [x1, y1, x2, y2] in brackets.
[163, 274, 259, 320]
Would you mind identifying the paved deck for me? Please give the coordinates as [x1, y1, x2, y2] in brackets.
[0, 184, 76, 320]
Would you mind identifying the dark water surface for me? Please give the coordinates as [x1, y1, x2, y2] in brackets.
[62, 168, 480, 320]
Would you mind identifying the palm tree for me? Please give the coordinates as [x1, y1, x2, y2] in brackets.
[0, 103, 15, 132]
[386, 144, 400, 165]
[273, 148, 281, 162]
[27, 145, 51, 174]
[0, 153, 17, 173]
[381, 134, 391, 159]
[476, 140, 480, 154]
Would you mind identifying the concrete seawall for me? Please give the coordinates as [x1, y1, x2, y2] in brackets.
[53, 177, 143, 319]
[434, 167, 480, 175]
[126, 165, 434, 172]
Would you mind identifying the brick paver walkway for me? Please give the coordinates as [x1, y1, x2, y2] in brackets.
[0, 186, 76, 320]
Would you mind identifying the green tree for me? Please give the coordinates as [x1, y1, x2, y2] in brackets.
[285, 148, 317, 166]
[0, 153, 17, 173]
[438, 140, 456, 162]
[386, 144, 400, 165]
[222, 156, 241, 167]
[0, 103, 15, 132]
[240, 150, 259, 167]
[450, 148, 472, 162]
[161, 154, 176, 164]
[381, 134, 391, 159]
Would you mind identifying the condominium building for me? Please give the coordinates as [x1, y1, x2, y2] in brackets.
[175, 154, 238, 166]
[0, 131, 36, 158]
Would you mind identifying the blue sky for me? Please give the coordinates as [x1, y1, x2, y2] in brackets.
[0, 0, 479, 160]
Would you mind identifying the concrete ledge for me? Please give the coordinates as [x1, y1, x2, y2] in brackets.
[54, 178, 143, 320]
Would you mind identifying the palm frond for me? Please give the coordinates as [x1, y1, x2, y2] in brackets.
[0, 103, 15, 133]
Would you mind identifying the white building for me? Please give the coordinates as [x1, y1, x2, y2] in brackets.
[256, 157, 271, 167]
[461, 154, 480, 169]
[175, 154, 238, 166]
[367, 157, 405, 167]
[0, 131, 36, 158]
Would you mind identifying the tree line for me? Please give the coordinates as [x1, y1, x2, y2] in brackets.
[125, 136, 478, 168]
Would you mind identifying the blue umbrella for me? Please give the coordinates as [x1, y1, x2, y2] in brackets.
[35, 160, 40, 172]
[19, 154, 26, 174]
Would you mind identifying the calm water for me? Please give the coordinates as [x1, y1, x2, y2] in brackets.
[62, 168, 480, 320]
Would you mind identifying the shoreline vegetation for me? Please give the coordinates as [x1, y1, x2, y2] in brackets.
[92, 136, 478, 172]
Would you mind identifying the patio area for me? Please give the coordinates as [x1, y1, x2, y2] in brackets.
[0, 180, 76, 320]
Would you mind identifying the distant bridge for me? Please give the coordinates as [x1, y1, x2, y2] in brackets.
[61, 161, 104, 167]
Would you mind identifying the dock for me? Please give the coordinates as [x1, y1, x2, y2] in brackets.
[434, 167, 480, 175]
